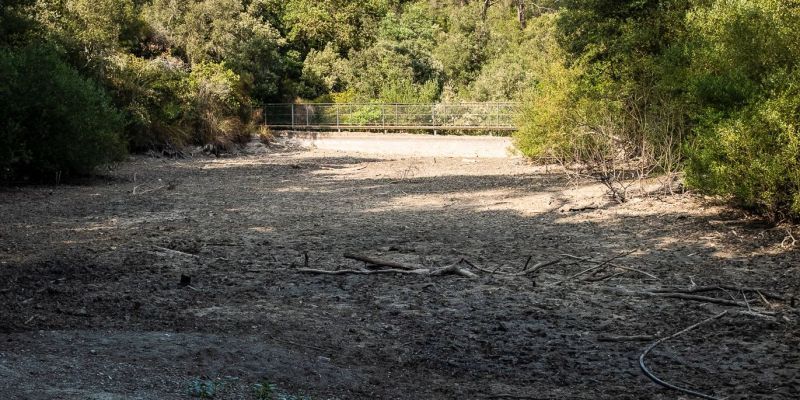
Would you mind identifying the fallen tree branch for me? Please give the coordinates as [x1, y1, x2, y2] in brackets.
[431, 261, 478, 278]
[297, 268, 429, 276]
[585, 271, 626, 282]
[613, 266, 659, 280]
[452, 258, 497, 275]
[646, 292, 746, 307]
[605, 288, 776, 311]
[639, 311, 728, 400]
[459, 257, 562, 276]
[152, 245, 200, 259]
[650, 286, 785, 301]
[343, 253, 415, 270]
[552, 250, 638, 285]
[134, 185, 166, 196]
[298, 258, 477, 279]
[560, 252, 659, 280]
[551, 264, 608, 286]
[598, 334, 656, 342]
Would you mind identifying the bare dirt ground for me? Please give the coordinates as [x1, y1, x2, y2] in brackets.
[1, 139, 799, 400]
[286, 132, 517, 158]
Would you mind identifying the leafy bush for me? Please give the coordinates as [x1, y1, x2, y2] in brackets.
[185, 62, 252, 150]
[0, 45, 126, 180]
[687, 90, 800, 219]
[106, 53, 191, 149]
[685, 0, 800, 219]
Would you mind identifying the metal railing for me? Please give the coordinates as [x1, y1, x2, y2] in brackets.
[262, 102, 519, 132]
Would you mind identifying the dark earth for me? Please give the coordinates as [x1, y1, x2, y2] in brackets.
[1, 141, 798, 399]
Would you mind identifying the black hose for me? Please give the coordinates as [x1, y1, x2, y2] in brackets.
[638, 311, 728, 400]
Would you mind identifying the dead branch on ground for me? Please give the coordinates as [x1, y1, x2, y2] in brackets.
[781, 227, 796, 248]
[650, 286, 785, 301]
[133, 185, 166, 196]
[152, 245, 200, 259]
[298, 257, 477, 279]
[647, 292, 746, 307]
[459, 257, 562, 276]
[598, 334, 656, 342]
[343, 253, 416, 270]
[552, 250, 646, 285]
[560, 253, 658, 280]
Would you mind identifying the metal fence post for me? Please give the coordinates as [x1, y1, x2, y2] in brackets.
[382, 105, 386, 134]
[291, 103, 295, 131]
[336, 104, 340, 132]
[432, 104, 437, 135]
[305, 106, 309, 127]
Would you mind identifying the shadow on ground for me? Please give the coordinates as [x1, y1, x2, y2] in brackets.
[0, 152, 798, 399]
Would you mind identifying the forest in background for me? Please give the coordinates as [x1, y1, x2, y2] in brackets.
[1, 0, 799, 220]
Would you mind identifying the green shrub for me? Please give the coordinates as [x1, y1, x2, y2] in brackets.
[106, 53, 191, 149]
[684, 0, 800, 219]
[185, 62, 252, 149]
[687, 76, 800, 219]
[0, 45, 126, 180]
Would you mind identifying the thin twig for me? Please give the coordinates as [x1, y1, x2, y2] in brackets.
[135, 185, 166, 196]
[598, 334, 656, 342]
[585, 271, 626, 282]
[639, 311, 728, 400]
[742, 290, 752, 312]
[756, 290, 773, 308]
[559, 251, 657, 280]
[647, 292, 745, 307]
[152, 245, 200, 259]
[517, 258, 562, 275]
[520, 255, 533, 273]
[551, 264, 607, 286]
[651, 286, 784, 301]
[612, 266, 659, 280]
[781, 228, 796, 248]
[552, 250, 638, 285]
[461, 258, 508, 275]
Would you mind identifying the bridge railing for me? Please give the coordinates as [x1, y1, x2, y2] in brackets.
[262, 102, 519, 131]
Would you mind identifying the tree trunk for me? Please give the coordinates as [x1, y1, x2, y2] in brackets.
[516, 1, 527, 29]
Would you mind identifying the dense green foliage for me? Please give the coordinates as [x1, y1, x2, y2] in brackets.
[684, 1, 800, 219]
[514, 0, 800, 219]
[0, 45, 126, 179]
[1, 0, 544, 180]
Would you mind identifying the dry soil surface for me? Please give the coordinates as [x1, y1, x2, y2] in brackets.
[1, 141, 799, 400]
